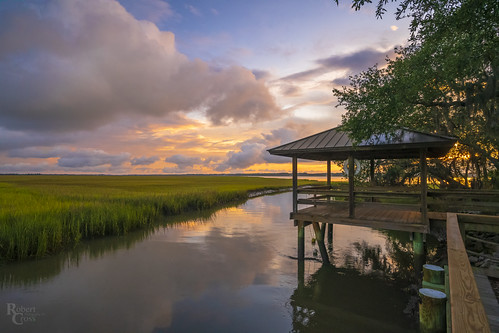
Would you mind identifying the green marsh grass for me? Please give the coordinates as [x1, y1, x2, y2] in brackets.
[0, 175, 317, 261]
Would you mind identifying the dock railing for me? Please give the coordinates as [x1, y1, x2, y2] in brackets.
[297, 185, 499, 216]
[446, 212, 491, 333]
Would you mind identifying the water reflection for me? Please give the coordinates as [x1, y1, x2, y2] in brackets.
[0, 207, 224, 288]
[291, 265, 419, 332]
[0, 192, 438, 332]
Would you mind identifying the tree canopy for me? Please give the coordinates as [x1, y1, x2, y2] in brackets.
[333, 0, 499, 188]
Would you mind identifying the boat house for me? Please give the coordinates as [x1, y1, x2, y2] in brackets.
[268, 126, 457, 261]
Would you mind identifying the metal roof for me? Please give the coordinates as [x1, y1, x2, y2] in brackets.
[267, 127, 457, 160]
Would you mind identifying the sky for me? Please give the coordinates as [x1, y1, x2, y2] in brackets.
[0, 0, 410, 175]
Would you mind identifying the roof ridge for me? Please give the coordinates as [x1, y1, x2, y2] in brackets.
[267, 126, 343, 152]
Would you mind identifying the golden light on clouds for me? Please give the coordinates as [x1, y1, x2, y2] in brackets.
[0, 0, 410, 175]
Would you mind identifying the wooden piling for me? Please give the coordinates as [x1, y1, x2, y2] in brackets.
[413, 232, 425, 256]
[327, 160, 331, 187]
[327, 223, 333, 244]
[422, 264, 445, 293]
[419, 288, 447, 333]
[312, 222, 330, 264]
[292, 156, 298, 213]
[297, 220, 304, 261]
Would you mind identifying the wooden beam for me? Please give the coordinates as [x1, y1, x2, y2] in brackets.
[348, 155, 355, 218]
[446, 213, 490, 333]
[312, 221, 330, 264]
[293, 156, 298, 213]
[420, 149, 428, 224]
[291, 205, 429, 233]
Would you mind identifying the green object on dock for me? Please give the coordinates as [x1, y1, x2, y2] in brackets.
[422, 264, 445, 292]
[419, 288, 447, 333]
[413, 232, 425, 255]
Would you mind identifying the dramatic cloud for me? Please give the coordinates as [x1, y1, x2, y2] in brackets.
[281, 48, 393, 84]
[8, 147, 68, 159]
[316, 48, 392, 73]
[57, 149, 130, 168]
[130, 156, 160, 166]
[263, 128, 298, 146]
[0, 0, 279, 133]
[165, 154, 204, 169]
[216, 143, 267, 171]
[0, 128, 80, 151]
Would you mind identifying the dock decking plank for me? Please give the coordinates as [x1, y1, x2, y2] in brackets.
[291, 204, 427, 233]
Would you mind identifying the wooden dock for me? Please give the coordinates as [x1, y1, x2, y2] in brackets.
[447, 213, 491, 332]
[268, 127, 499, 332]
[474, 273, 499, 332]
[291, 202, 428, 233]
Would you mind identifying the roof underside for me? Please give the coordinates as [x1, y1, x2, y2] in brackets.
[268, 127, 457, 161]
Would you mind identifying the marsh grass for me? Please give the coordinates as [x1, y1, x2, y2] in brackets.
[0, 175, 317, 261]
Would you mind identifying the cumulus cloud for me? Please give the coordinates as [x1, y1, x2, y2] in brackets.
[252, 69, 272, 81]
[57, 149, 130, 168]
[213, 125, 310, 172]
[216, 142, 267, 171]
[165, 154, 204, 169]
[263, 128, 298, 146]
[0, 0, 279, 133]
[130, 155, 160, 166]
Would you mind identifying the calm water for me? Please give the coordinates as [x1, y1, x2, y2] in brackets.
[0, 192, 424, 332]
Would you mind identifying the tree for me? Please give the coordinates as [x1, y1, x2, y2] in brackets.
[333, 0, 499, 188]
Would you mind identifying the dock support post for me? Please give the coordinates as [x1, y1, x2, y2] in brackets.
[370, 158, 375, 187]
[297, 220, 304, 261]
[348, 154, 355, 218]
[413, 232, 425, 256]
[420, 149, 428, 224]
[327, 223, 333, 244]
[312, 222, 330, 264]
[327, 160, 331, 187]
[292, 156, 298, 214]
[298, 260, 304, 290]
[413, 232, 425, 280]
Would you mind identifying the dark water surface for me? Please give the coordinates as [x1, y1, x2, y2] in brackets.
[0, 192, 422, 332]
